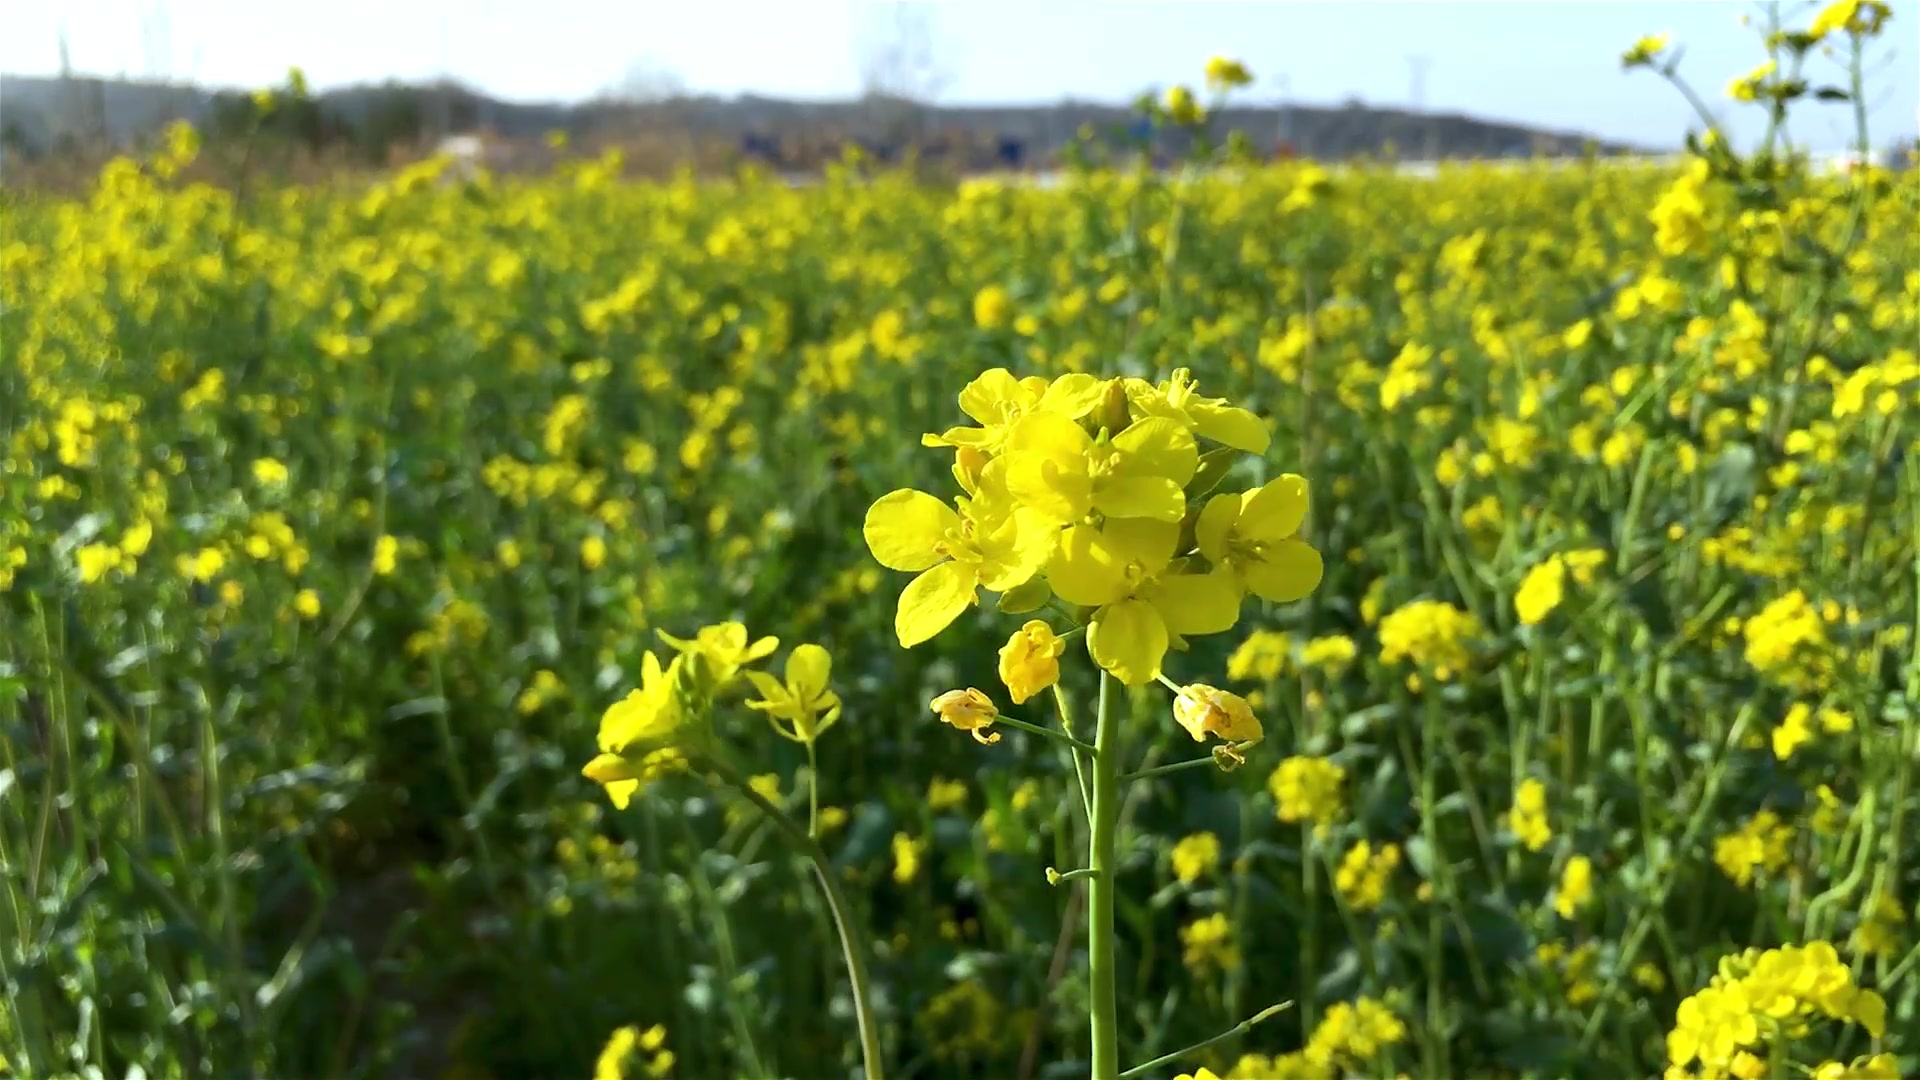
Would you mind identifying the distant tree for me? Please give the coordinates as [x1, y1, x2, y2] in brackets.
[853, 3, 954, 152]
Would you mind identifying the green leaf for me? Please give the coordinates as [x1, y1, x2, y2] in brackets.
[996, 577, 1051, 615]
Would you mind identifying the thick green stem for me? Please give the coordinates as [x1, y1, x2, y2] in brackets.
[1087, 671, 1123, 1079]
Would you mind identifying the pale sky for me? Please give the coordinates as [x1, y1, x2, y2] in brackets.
[3, 0, 1916, 152]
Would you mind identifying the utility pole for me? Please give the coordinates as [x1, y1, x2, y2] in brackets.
[1272, 72, 1293, 157]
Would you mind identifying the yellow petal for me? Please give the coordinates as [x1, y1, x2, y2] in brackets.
[743, 669, 787, 704]
[1112, 416, 1199, 484]
[786, 643, 833, 701]
[1244, 539, 1324, 603]
[1101, 517, 1181, 573]
[958, 368, 1028, 425]
[1088, 599, 1170, 687]
[1048, 524, 1134, 608]
[1037, 373, 1108, 418]
[978, 509, 1057, 591]
[896, 561, 977, 647]
[583, 752, 641, 785]
[865, 490, 960, 572]
[604, 778, 640, 809]
[1240, 475, 1310, 541]
[1144, 570, 1243, 636]
[1194, 492, 1241, 563]
[1192, 401, 1270, 453]
[1007, 453, 1093, 524]
[1004, 409, 1092, 457]
[1093, 475, 1186, 521]
[744, 635, 780, 662]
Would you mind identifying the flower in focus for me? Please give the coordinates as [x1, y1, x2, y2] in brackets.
[745, 643, 842, 743]
[1051, 518, 1240, 686]
[1173, 684, 1262, 745]
[931, 687, 1002, 744]
[863, 488, 1052, 647]
[1124, 368, 1271, 452]
[997, 619, 1065, 704]
[1171, 831, 1221, 884]
[1195, 474, 1324, 603]
[1003, 412, 1198, 525]
[658, 621, 778, 688]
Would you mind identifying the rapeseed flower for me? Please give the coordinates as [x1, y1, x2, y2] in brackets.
[744, 644, 841, 743]
[997, 619, 1064, 703]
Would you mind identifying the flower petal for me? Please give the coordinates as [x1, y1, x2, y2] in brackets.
[1192, 401, 1271, 453]
[1144, 570, 1243, 636]
[1244, 539, 1324, 603]
[1007, 453, 1093, 524]
[1037, 373, 1108, 418]
[1112, 416, 1199, 484]
[1094, 474, 1186, 521]
[958, 368, 1028, 425]
[895, 562, 977, 647]
[1088, 599, 1170, 687]
[864, 489, 960, 572]
[1101, 517, 1181, 573]
[1194, 492, 1242, 563]
[1240, 475, 1310, 542]
[1047, 525, 1133, 608]
[786, 643, 833, 701]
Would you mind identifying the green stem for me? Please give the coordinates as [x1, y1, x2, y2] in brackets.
[1054, 684, 1094, 823]
[1118, 1001, 1293, 1079]
[1088, 671, 1123, 1079]
[997, 712, 1099, 754]
[728, 769, 886, 1080]
[1119, 756, 1220, 783]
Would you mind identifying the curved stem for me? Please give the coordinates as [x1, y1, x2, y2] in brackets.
[996, 712, 1099, 754]
[1119, 1000, 1292, 1079]
[727, 768, 886, 1080]
[1087, 672, 1122, 1079]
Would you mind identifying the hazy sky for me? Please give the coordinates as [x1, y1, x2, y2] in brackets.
[4, 1, 1916, 152]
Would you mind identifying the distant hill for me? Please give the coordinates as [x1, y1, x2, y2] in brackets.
[0, 73, 1647, 174]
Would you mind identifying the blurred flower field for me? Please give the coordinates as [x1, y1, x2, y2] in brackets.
[4, 16, 1920, 1080]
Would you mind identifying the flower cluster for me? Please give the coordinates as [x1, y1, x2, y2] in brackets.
[864, 368, 1322, 688]
[1666, 942, 1887, 1078]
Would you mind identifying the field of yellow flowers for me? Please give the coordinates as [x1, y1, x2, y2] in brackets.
[4, 17, 1920, 1080]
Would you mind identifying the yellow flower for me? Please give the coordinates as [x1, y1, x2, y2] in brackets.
[1378, 599, 1481, 680]
[1179, 912, 1239, 971]
[1334, 841, 1400, 912]
[581, 535, 608, 569]
[892, 831, 926, 884]
[1270, 755, 1345, 829]
[1299, 634, 1357, 674]
[76, 543, 124, 584]
[1171, 831, 1221, 884]
[372, 535, 399, 576]
[922, 368, 1106, 453]
[1173, 684, 1262, 744]
[744, 643, 842, 743]
[1515, 556, 1567, 626]
[1622, 32, 1672, 67]
[931, 688, 1002, 744]
[1509, 778, 1553, 852]
[293, 589, 322, 619]
[177, 546, 227, 583]
[1165, 84, 1204, 125]
[863, 488, 1052, 647]
[1204, 56, 1253, 91]
[251, 457, 289, 487]
[997, 619, 1064, 704]
[927, 777, 968, 812]
[973, 284, 1012, 329]
[1194, 475, 1325, 604]
[1810, 0, 1891, 40]
[1004, 411, 1198, 525]
[1123, 368, 1271, 452]
[1226, 629, 1291, 682]
[1555, 855, 1594, 919]
[1050, 518, 1240, 686]
[656, 621, 778, 687]
[121, 519, 154, 556]
[582, 651, 687, 809]
[1727, 60, 1776, 102]
[594, 1023, 673, 1080]
[1772, 702, 1816, 760]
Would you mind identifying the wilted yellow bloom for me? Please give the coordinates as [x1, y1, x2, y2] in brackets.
[931, 688, 1001, 744]
[1173, 684, 1262, 745]
[997, 620, 1064, 704]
